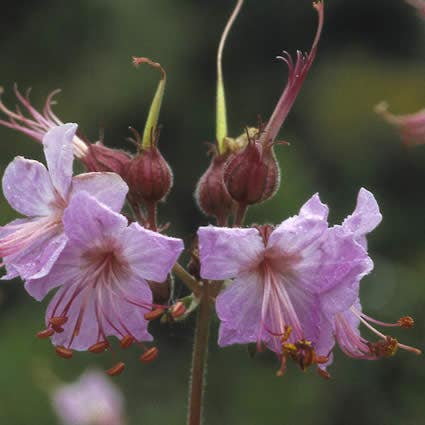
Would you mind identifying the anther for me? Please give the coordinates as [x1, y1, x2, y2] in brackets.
[170, 301, 186, 319]
[88, 341, 109, 354]
[281, 325, 292, 343]
[120, 335, 135, 349]
[49, 316, 68, 326]
[144, 308, 165, 321]
[52, 324, 64, 333]
[106, 362, 126, 376]
[37, 328, 54, 339]
[55, 346, 73, 359]
[140, 347, 159, 364]
[314, 355, 329, 365]
[398, 316, 414, 328]
[317, 368, 331, 380]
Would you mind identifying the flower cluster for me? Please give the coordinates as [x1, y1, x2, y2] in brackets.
[0, 0, 419, 387]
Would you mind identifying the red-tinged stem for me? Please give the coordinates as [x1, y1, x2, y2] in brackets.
[187, 283, 212, 425]
[146, 201, 158, 231]
[233, 203, 247, 227]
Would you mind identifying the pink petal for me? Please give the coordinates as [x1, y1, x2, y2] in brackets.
[342, 188, 382, 248]
[62, 192, 127, 250]
[43, 123, 77, 200]
[25, 244, 81, 300]
[70, 172, 128, 213]
[318, 227, 373, 317]
[120, 223, 184, 283]
[299, 193, 329, 220]
[2, 157, 56, 217]
[216, 271, 263, 347]
[198, 226, 264, 280]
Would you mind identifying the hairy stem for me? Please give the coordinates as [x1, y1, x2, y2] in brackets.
[173, 263, 201, 295]
[188, 283, 212, 425]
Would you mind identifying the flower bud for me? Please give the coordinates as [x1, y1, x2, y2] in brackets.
[125, 145, 173, 206]
[81, 142, 132, 178]
[223, 140, 280, 205]
[195, 153, 234, 225]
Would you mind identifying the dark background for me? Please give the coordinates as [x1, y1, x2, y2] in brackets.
[0, 0, 424, 424]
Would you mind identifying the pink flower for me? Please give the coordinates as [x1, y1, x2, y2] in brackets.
[0, 86, 88, 158]
[52, 369, 124, 425]
[375, 101, 425, 147]
[27, 191, 183, 371]
[405, 0, 425, 18]
[0, 123, 128, 281]
[320, 190, 421, 362]
[198, 189, 373, 375]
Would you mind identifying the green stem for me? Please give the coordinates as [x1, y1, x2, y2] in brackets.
[173, 263, 201, 296]
[188, 284, 212, 425]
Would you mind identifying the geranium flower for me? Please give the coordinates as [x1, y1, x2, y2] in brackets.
[0, 123, 128, 280]
[27, 191, 183, 373]
[320, 189, 420, 362]
[52, 369, 124, 425]
[375, 101, 425, 147]
[198, 189, 372, 375]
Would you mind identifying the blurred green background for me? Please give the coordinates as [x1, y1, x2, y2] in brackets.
[0, 0, 424, 424]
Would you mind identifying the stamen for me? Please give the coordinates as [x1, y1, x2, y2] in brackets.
[144, 307, 165, 321]
[140, 347, 159, 364]
[37, 328, 54, 339]
[170, 301, 186, 319]
[88, 341, 109, 354]
[398, 316, 414, 328]
[317, 368, 331, 380]
[49, 316, 68, 326]
[106, 362, 126, 376]
[120, 335, 135, 349]
[55, 346, 73, 359]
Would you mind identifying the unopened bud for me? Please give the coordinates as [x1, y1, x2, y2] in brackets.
[81, 142, 132, 178]
[125, 145, 173, 206]
[195, 154, 234, 225]
[224, 140, 280, 205]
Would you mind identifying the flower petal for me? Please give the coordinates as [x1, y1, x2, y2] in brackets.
[216, 271, 263, 347]
[198, 226, 264, 280]
[299, 193, 329, 220]
[1, 218, 67, 280]
[70, 172, 128, 212]
[318, 227, 373, 318]
[43, 123, 77, 199]
[120, 223, 183, 282]
[48, 275, 153, 350]
[62, 192, 127, 250]
[2, 157, 56, 217]
[25, 244, 81, 301]
[342, 188, 382, 248]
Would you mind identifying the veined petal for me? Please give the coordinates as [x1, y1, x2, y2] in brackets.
[25, 244, 81, 301]
[120, 223, 183, 283]
[62, 192, 127, 250]
[198, 226, 264, 280]
[0, 218, 67, 280]
[70, 172, 128, 213]
[2, 157, 56, 217]
[216, 271, 263, 347]
[318, 227, 373, 317]
[43, 123, 77, 200]
[342, 188, 382, 248]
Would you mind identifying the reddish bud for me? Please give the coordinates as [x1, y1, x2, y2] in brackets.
[195, 154, 234, 225]
[125, 146, 172, 206]
[140, 347, 159, 363]
[224, 140, 280, 206]
[81, 142, 132, 178]
[106, 362, 126, 376]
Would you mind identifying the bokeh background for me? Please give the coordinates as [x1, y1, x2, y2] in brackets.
[0, 0, 424, 424]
